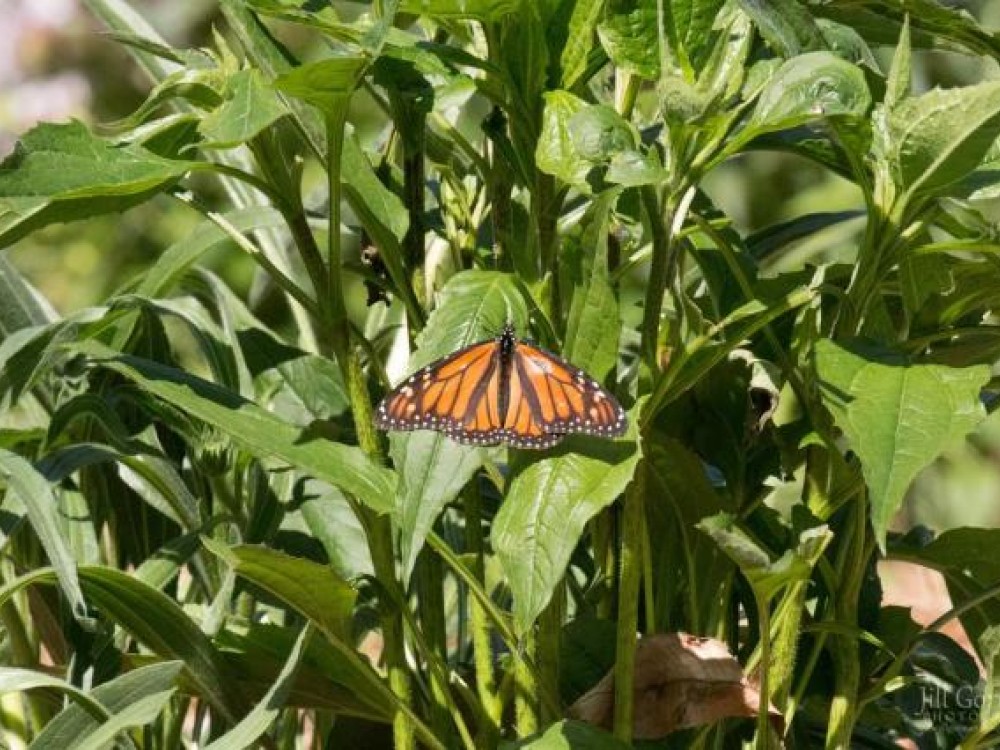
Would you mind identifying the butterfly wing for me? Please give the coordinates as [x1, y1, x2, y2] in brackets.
[375, 340, 507, 446]
[504, 341, 627, 447]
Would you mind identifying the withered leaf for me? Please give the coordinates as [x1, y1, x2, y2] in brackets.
[568, 632, 783, 739]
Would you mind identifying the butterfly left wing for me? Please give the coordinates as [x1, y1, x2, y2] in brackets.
[375, 339, 508, 446]
[505, 341, 627, 447]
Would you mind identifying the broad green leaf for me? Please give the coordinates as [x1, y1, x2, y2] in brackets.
[199, 68, 289, 148]
[0, 449, 86, 618]
[536, 90, 591, 187]
[746, 52, 870, 136]
[597, 2, 660, 79]
[71, 691, 177, 750]
[81, 345, 394, 512]
[501, 719, 631, 749]
[275, 57, 370, 115]
[203, 624, 312, 750]
[605, 150, 669, 187]
[815, 340, 989, 547]
[697, 513, 832, 602]
[977, 625, 1000, 739]
[202, 538, 356, 641]
[0, 121, 198, 249]
[391, 271, 531, 578]
[30, 662, 183, 750]
[736, 0, 825, 56]
[889, 80, 1000, 197]
[493, 405, 643, 633]
[560, 0, 606, 89]
[568, 106, 637, 162]
[563, 190, 621, 382]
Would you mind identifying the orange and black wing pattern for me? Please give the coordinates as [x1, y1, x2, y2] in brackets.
[376, 325, 627, 450]
[504, 341, 626, 447]
[375, 339, 507, 446]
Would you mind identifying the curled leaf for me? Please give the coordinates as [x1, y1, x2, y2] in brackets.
[569, 632, 783, 739]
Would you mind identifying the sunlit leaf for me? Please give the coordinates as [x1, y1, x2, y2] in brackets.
[815, 340, 989, 547]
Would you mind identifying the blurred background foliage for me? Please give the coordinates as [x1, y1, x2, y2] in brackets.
[6, 0, 1000, 538]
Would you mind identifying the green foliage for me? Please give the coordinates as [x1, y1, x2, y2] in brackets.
[3, 1, 1000, 749]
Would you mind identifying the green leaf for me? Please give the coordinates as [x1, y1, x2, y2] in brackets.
[889, 80, 1000, 197]
[597, 3, 660, 80]
[274, 57, 370, 115]
[200, 68, 289, 148]
[697, 513, 832, 602]
[390, 271, 531, 578]
[885, 15, 912, 110]
[562, 190, 621, 382]
[815, 340, 989, 547]
[568, 106, 637, 162]
[735, 0, 825, 56]
[71, 690, 177, 750]
[0, 121, 197, 249]
[30, 662, 183, 750]
[202, 539, 356, 642]
[560, 0, 606, 89]
[536, 90, 591, 187]
[0, 449, 86, 618]
[203, 625, 312, 750]
[0, 668, 109, 722]
[746, 52, 871, 136]
[398, 0, 520, 20]
[501, 719, 631, 749]
[82, 345, 395, 513]
[493, 405, 643, 633]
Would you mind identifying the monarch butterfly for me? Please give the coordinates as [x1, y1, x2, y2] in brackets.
[376, 323, 627, 449]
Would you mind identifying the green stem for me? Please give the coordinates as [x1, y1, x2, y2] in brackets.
[639, 186, 671, 373]
[415, 550, 453, 744]
[755, 596, 775, 749]
[463, 487, 502, 743]
[536, 580, 564, 725]
[514, 635, 539, 737]
[613, 474, 645, 742]
[826, 492, 869, 749]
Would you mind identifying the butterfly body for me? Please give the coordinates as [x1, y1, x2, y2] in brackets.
[376, 323, 626, 449]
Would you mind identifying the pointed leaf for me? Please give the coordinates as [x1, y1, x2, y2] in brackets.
[391, 271, 531, 577]
[30, 662, 183, 750]
[815, 340, 989, 547]
[0, 449, 86, 618]
[203, 625, 312, 750]
[890, 80, 1000, 196]
[0, 121, 197, 248]
[202, 539, 356, 641]
[200, 68, 289, 148]
[493, 406, 643, 633]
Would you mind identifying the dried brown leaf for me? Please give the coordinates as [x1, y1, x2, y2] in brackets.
[568, 632, 784, 739]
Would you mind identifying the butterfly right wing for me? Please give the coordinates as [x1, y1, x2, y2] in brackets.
[375, 339, 507, 446]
